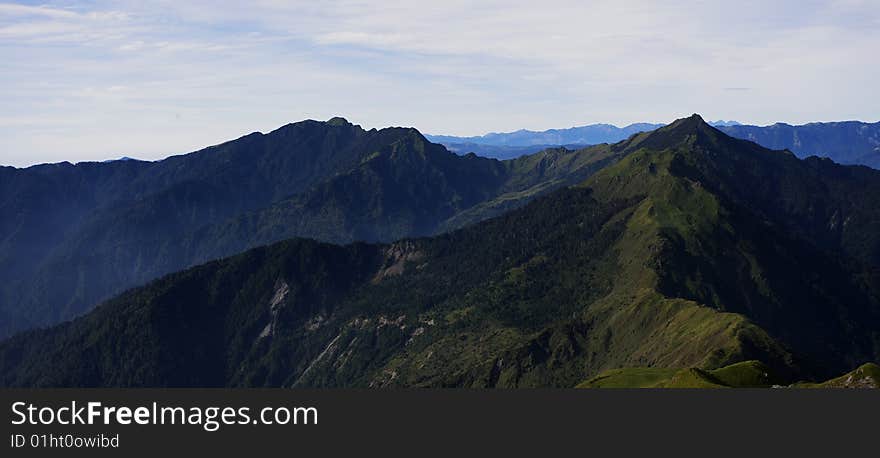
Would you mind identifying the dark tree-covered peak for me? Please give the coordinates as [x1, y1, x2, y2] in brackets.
[326, 116, 352, 126]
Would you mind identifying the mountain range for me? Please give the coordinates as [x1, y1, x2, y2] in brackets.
[719, 122, 880, 169]
[426, 122, 668, 146]
[441, 143, 592, 161]
[0, 118, 624, 338]
[2, 115, 878, 387]
[429, 120, 880, 169]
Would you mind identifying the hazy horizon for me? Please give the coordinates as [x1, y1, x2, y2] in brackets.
[2, 0, 879, 167]
[5, 114, 880, 168]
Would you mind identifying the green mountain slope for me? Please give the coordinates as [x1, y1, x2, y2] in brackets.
[0, 119, 620, 338]
[1, 115, 878, 387]
[584, 116, 880, 377]
[0, 188, 787, 387]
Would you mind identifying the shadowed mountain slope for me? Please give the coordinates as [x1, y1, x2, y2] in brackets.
[0, 118, 622, 337]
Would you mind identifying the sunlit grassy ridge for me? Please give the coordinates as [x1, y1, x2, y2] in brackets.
[793, 363, 880, 388]
[576, 360, 774, 388]
[578, 361, 879, 388]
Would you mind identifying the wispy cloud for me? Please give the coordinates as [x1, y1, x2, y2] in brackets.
[0, 3, 79, 19]
[1, 0, 878, 167]
[0, 3, 130, 43]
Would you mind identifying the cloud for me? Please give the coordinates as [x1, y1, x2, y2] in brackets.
[0, 3, 79, 19]
[314, 31, 409, 48]
[0, 2, 131, 44]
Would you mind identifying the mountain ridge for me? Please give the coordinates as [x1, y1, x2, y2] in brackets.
[2, 115, 877, 387]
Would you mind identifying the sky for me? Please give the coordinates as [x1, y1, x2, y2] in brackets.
[1, 0, 878, 167]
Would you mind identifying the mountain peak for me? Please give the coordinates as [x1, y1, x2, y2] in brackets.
[327, 116, 351, 126]
[668, 113, 709, 129]
[629, 113, 723, 151]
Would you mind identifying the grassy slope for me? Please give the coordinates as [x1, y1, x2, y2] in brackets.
[586, 119, 880, 378]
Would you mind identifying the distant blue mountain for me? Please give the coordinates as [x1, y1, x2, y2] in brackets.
[426, 123, 665, 147]
[430, 120, 880, 169]
[100, 156, 144, 163]
[718, 122, 880, 169]
[442, 143, 590, 160]
[709, 120, 742, 127]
